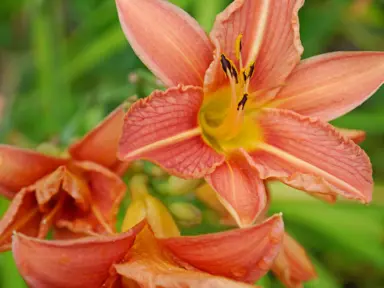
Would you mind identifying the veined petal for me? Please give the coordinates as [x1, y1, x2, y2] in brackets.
[274, 52, 384, 121]
[69, 106, 125, 169]
[205, 156, 266, 227]
[335, 128, 366, 144]
[272, 233, 316, 288]
[160, 214, 284, 283]
[0, 145, 65, 198]
[118, 86, 224, 178]
[116, 0, 213, 87]
[246, 108, 373, 203]
[12, 221, 144, 288]
[116, 227, 256, 288]
[0, 189, 41, 251]
[206, 0, 304, 93]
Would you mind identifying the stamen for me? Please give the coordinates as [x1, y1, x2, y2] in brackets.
[220, 54, 239, 83]
[235, 34, 243, 60]
[248, 62, 255, 78]
[237, 94, 248, 111]
[235, 34, 243, 71]
[220, 54, 231, 75]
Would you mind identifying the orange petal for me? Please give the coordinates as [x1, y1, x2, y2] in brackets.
[160, 214, 284, 283]
[115, 227, 255, 288]
[274, 52, 384, 121]
[57, 161, 126, 235]
[247, 108, 373, 203]
[0, 145, 65, 198]
[272, 233, 317, 288]
[118, 85, 224, 178]
[205, 156, 267, 227]
[206, 0, 304, 93]
[12, 221, 144, 288]
[69, 106, 125, 170]
[0, 188, 41, 251]
[335, 127, 366, 144]
[116, 0, 213, 87]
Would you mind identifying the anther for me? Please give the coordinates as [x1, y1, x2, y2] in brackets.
[220, 54, 231, 75]
[248, 63, 255, 78]
[231, 66, 239, 83]
[237, 93, 248, 111]
[235, 34, 243, 60]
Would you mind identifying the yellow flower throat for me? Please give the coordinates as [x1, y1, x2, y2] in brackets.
[199, 35, 263, 154]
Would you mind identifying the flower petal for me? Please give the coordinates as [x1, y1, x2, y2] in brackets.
[118, 86, 224, 178]
[246, 108, 373, 203]
[272, 233, 317, 288]
[205, 156, 266, 228]
[0, 188, 41, 251]
[274, 52, 384, 121]
[335, 127, 366, 144]
[69, 106, 125, 170]
[115, 227, 255, 288]
[56, 161, 126, 235]
[160, 214, 284, 283]
[116, 0, 213, 87]
[206, 0, 304, 93]
[0, 145, 65, 198]
[12, 221, 144, 288]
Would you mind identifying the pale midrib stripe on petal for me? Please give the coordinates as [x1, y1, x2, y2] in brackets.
[256, 142, 365, 200]
[245, 0, 270, 67]
[121, 127, 202, 160]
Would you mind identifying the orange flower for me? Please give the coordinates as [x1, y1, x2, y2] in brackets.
[0, 107, 126, 251]
[11, 175, 285, 288]
[116, 0, 382, 227]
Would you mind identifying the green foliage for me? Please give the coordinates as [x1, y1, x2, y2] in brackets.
[0, 0, 383, 287]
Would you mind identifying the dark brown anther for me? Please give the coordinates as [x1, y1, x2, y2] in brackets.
[237, 93, 248, 111]
[231, 66, 239, 83]
[248, 63, 255, 79]
[220, 54, 231, 75]
[243, 71, 247, 82]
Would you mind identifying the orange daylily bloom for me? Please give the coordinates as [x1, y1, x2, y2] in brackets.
[0, 107, 126, 251]
[116, 0, 382, 227]
[11, 175, 285, 288]
[196, 183, 316, 287]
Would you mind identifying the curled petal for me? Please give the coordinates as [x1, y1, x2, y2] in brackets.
[272, 233, 317, 288]
[205, 156, 266, 227]
[12, 221, 144, 288]
[116, 228, 255, 288]
[0, 189, 41, 251]
[116, 0, 213, 87]
[69, 106, 125, 169]
[274, 52, 384, 121]
[57, 162, 126, 235]
[0, 145, 65, 198]
[247, 108, 373, 203]
[335, 128, 366, 144]
[160, 214, 284, 283]
[118, 86, 224, 178]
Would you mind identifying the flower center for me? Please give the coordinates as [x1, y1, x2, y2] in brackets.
[199, 35, 262, 153]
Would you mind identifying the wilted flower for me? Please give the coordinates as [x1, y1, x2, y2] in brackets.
[11, 174, 285, 288]
[0, 107, 126, 251]
[116, 0, 382, 227]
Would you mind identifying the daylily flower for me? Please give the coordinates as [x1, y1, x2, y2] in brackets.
[11, 174, 285, 288]
[0, 107, 126, 251]
[116, 0, 382, 227]
[196, 182, 316, 288]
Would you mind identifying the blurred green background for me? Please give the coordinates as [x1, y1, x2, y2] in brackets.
[0, 0, 383, 287]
